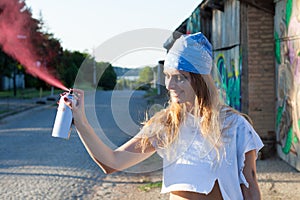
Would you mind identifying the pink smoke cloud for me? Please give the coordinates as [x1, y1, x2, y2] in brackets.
[0, 0, 68, 91]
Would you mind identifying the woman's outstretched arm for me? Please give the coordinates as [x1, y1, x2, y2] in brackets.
[66, 89, 156, 174]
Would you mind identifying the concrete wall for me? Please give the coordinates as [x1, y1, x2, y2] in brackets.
[0, 74, 25, 90]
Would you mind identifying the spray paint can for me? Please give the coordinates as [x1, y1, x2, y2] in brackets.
[52, 91, 74, 139]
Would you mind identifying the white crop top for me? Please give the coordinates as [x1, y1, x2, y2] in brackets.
[155, 112, 264, 200]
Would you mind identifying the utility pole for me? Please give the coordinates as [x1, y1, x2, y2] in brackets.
[93, 48, 97, 88]
[14, 34, 27, 96]
[152, 66, 156, 89]
[13, 64, 17, 96]
[157, 60, 164, 95]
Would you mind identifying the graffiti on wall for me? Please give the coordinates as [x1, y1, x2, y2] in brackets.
[215, 52, 241, 111]
[275, 0, 300, 157]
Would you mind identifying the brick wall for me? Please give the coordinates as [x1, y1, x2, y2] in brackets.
[247, 5, 276, 141]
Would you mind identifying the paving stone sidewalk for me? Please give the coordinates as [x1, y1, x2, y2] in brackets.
[84, 156, 300, 200]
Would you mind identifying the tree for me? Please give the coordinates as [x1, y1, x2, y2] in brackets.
[134, 66, 154, 90]
[57, 50, 87, 88]
[0, 50, 16, 78]
[138, 66, 154, 84]
[0, 50, 19, 92]
[97, 62, 117, 90]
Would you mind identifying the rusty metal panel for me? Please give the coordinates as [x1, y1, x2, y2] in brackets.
[212, 0, 240, 49]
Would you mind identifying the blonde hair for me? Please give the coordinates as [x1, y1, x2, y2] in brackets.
[190, 74, 223, 152]
[139, 73, 224, 160]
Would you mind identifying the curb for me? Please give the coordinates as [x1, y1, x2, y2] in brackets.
[0, 97, 58, 121]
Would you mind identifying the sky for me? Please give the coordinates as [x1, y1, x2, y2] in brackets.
[25, 0, 202, 68]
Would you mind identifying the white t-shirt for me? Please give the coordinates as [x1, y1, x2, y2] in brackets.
[155, 112, 264, 200]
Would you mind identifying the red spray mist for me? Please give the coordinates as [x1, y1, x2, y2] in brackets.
[0, 0, 68, 91]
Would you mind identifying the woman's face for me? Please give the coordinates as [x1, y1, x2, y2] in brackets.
[164, 68, 195, 105]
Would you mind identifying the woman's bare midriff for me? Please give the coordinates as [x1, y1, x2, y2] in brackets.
[169, 181, 223, 200]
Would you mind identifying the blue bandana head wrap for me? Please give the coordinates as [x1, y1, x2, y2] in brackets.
[164, 32, 212, 74]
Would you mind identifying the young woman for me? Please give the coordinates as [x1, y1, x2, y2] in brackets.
[65, 32, 264, 200]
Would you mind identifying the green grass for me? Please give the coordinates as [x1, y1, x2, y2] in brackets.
[0, 88, 63, 99]
[0, 109, 9, 114]
[138, 181, 162, 192]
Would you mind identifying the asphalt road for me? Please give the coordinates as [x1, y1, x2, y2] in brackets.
[0, 90, 159, 199]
